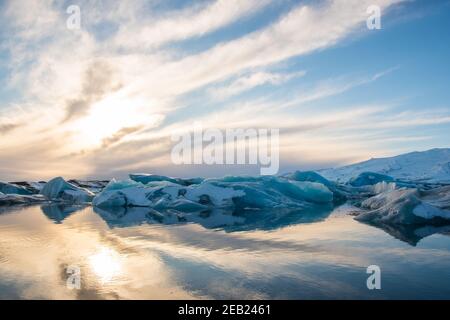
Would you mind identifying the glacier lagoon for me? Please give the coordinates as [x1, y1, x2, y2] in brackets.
[0, 203, 449, 299]
[1, 149, 449, 299]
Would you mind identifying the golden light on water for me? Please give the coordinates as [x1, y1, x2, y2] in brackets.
[89, 247, 122, 284]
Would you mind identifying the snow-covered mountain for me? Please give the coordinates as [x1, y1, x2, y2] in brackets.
[318, 148, 450, 184]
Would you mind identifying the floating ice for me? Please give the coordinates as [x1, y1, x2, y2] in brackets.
[355, 187, 450, 224]
[0, 192, 46, 205]
[93, 178, 244, 209]
[0, 182, 33, 195]
[283, 171, 333, 188]
[40, 177, 94, 203]
[93, 175, 333, 210]
[130, 173, 203, 186]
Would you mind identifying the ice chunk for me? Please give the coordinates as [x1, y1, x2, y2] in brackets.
[419, 186, 450, 210]
[130, 173, 204, 186]
[0, 192, 47, 206]
[208, 176, 333, 209]
[349, 172, 394, 187]
[68, 180, 109, 194]
[40, 177, 94, 203]
[413, 203, 450, 220]
[355, 188, 450, 224]
[130, 173, 179, 185]
[284, 171, 333, 188]
[181, 182, 245, 207]
[93, 179, 150, 208]
[0, 182, 33, 195]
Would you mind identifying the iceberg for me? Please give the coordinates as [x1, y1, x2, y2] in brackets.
[349, 172, 394, 187]
[283, 171, 333, 188]
[93, 178, 244, 209]
[93, 175, 333, 211]
[355, 187, 450, 224]
[40, 177, 94, 203]
[129, 173, 204, 186]
[0, 192, 47, 205]
[68, 180, 109, 193]
[282, 171, 348, 203]
[0, 182, 34, 195]
[129, 173, 179, 185]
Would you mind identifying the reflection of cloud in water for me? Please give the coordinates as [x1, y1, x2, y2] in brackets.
[1, 204, 450, 299]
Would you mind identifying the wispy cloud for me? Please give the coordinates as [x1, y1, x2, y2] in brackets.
[2, 0, 437, 180]
[113, 0, 273, 50]
[209, 71, 306, 100]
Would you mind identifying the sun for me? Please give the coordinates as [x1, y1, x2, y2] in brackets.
[69, 94, 161, 149]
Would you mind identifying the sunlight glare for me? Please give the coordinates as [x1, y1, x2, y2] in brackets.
[89, 247, 123, 283]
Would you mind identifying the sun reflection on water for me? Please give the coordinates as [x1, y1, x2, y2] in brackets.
[89, 247, 122, 284]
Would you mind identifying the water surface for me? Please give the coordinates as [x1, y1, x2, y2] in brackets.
[0, 204, 449, 299]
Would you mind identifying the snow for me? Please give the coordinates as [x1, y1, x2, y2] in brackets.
[319, 148, 450, 183]
[40, 177, 94, 203]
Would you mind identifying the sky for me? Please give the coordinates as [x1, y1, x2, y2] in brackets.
[0, 0, 449, 181]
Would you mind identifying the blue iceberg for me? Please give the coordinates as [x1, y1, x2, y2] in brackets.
[93, 175, 333, 210]
[349, 172, 394, 187]
[0, 182, 33, 195]
[40, 177, 94, 203]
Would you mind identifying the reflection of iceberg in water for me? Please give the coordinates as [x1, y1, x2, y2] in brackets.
[93, 206, 245, 230]
[359, 221, 450, 246]
[40, 204, 87, 223]
[93, 203, 335, 232]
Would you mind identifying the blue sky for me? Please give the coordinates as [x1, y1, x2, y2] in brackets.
[0, 0, 449, 180]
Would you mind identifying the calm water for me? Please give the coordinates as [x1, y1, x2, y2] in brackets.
[0, 204, 449, 299]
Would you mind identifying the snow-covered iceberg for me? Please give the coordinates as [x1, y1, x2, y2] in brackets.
[93, 178, 244, 209]
[355, 187, 450, 224]
[40, 177, 94, 203]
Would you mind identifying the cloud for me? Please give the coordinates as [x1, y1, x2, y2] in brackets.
[209, 70, 306, 100]
[112, 0, 272, 50]
[62, 61, 122, 122]
[0, 0, 426, 180]
[101, 125, 144, 148]
[0, 123, 19, 134]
